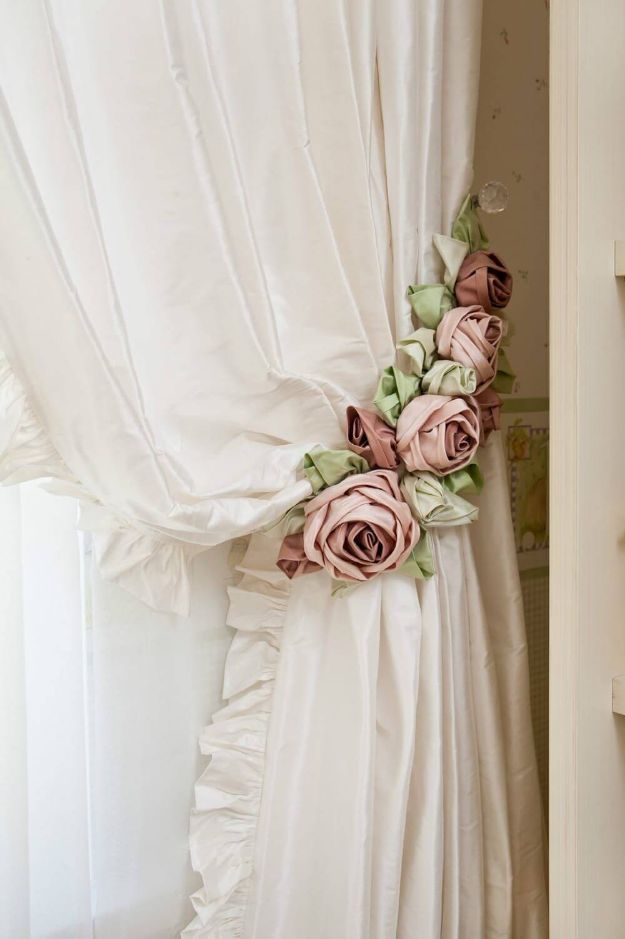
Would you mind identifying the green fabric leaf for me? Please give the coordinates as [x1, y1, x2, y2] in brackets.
[491, 347, 516, 394]
[303, 449, 369, 494]
[373, 366, 421, 427]
[330, 578, 356, 597]
[262, 501, 307, 535]
[421, 359, 477, 396]
[433, 233, 469, 289]
[442, 461, 484, 495]
[397, 327, 437, 377]
[406, 284, 455, 329]
[399, 531, 436, 579]
[451, 192, 490, 253]
[401, 472, 478, 528]
[281, 502, 306, 535]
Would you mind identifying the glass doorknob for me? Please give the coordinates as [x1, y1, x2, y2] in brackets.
[477, 180, 509, 214]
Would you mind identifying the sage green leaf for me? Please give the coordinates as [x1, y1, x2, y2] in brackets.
[491, 347, 516, 394]
[451, 192, 490, 253]
[373, 366, 421, 427]
[282, 502, 306, 535]
[399, 531, 436, 579]
[433, 233, 469, 289]
[261, 501, 307, 536]
[443, 461, 484, 495]
[331, 579, 356, 597]
[421, 359, 477, 396]
[397, 327, 437, 377]
[401, 472, 479, 528]
[406, 284, 455, 329]
[304, 449, 369, 494]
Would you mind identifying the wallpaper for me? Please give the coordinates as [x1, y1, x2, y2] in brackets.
[473, 0, 549, 811]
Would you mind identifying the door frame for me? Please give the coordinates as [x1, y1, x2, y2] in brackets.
[549, 0, 579, 933]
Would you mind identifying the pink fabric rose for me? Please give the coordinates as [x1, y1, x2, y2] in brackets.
[475, 388, 502, 444]
[277, 533, 322, 579]
[302, 470, 418, 582]
[436, 305, 503, 393]
[346, 406, 399, 469]
[454, 250, 513, 314]
[396, 395, 480, 475]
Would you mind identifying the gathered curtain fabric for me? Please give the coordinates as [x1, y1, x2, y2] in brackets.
[0, 0, 548, 937]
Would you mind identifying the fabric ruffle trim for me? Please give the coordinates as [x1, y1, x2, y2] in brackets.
[182, 530, 290, 937]
[0, 349, 202, 615]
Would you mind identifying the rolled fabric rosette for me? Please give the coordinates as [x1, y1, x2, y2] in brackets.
[302, 469, 419, 582]
[435, 304, 503, 393]
[454, 250, 513, 314]
[345, 406, 399, 469]
[474, 387, 502, 443]
[396, 394, 481, 475]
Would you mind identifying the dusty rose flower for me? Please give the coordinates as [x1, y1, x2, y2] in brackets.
[346, 406, 399, 469]
[396, 395, 480, 475]
[436, 305, 503, 393]
[475, 388, 502, 444]
[277, 532, 322, 579]
[302, 470, 418, 582]
[455, 250, 513, 314]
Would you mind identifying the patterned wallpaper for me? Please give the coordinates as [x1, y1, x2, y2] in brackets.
[474, 0, 549, 401]
[473, 0, 549, 811]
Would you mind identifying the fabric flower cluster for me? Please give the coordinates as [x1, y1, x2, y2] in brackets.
[277, 195, 514, 589]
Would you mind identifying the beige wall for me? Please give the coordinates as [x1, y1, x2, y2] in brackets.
[474, 0, 549, 400]
[473, 0, 550, 809]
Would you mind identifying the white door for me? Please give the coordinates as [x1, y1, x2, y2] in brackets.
[551, 0, 625, 934]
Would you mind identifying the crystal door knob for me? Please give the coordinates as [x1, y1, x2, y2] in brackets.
[477, 181, 509, 214]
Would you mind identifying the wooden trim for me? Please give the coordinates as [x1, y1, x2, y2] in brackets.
[549, 0, 579, 933]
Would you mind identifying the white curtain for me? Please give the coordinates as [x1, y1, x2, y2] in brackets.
[0, 1, 547, 936]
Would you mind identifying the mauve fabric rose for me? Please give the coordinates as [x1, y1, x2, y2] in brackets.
[303, 470, 418, 582]
[396, 395, 480, 475]
[436, 304, 503, 393]
[454, 250, 513, 314]
[277, 532, 322, 579]
[346, 406, 399, 469]
[475, 388, 502, 444]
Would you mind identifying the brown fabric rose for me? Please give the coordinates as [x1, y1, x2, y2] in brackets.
[396, 395, 480, 475]
[454, 250, 513, 314]
[277, 532, 322, 579]
[475, 388, 502, 444]
[302, 470, 418, 582]
[346, 406, 399, 469]
[436, 305, 503, 393]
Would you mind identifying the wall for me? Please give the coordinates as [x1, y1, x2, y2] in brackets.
[473, 0, 550, 809]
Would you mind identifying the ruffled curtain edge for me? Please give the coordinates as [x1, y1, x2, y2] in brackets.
[0, 348, 201, 615]
[182, 531, 289, 936]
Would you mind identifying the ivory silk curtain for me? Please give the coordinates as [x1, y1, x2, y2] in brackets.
[0, 0, 548, 937]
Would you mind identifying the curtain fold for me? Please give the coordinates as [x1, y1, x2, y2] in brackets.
[0, 1, 547, 936]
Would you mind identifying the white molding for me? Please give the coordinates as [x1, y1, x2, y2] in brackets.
[549, 0, 579, 934]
